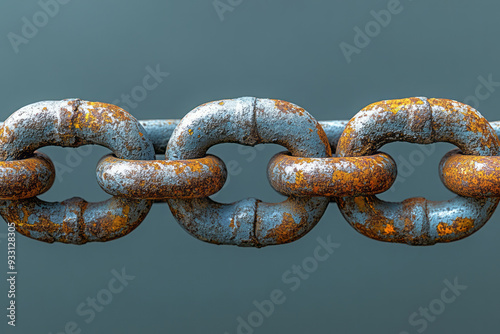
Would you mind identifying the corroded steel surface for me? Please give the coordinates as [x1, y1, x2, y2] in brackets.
[0, 197, 150, 244]
[1, 96, 500, 247]
[440, 149, 500, 197]
[166, 97, 331, 247]
[0, 151, 55, 200]
[0, 99, 155, 244]
[96, 154, 227, 199]
[336, 97, 500, 245]
[267, 151, 397, 197]
[0, 99, 153, 160]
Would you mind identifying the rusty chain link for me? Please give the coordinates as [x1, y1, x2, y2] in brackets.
[1, 97, 500, 246]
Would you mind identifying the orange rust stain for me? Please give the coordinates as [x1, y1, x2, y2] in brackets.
[372, 218, 394, 236]
[326, 156, 393, 196]
[291, 170, 309, 191]
[264, 212, 303, 244]
[0, 153, 55, 199]
[436, 217, 475, 236]
[402, 217, 416, 235]
[353, 218, 396, 241]
[12, 206, 81, 244]
[384, 224, 396, 235]
[87, 101, 124, 113]
[462, 112, 488, 135]
[429, 98, 493, 137]
[362, 98, 423, 114]
[219, 101, 225, 106]
[353, 197, 369, 213]
[273, 100, 305, 116]
[442, 154, 500, 196]
[105, 205, 132, 233]
[437, 223, 454, 236]
[188, 161, 205, 173]
[188, 129, 194, 136]
[21, 205, 30, 224]
[173, 163, 189, 175]
[229, 218, 235, 228]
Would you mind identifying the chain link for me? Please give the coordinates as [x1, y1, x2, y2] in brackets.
[1, 97, 499, 246]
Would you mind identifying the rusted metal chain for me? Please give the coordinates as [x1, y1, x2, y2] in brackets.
[335, 97, 499, 245]
[1, 96, 500, 247]
[165, 97, 331, 247]
[0, 99, 155, 244]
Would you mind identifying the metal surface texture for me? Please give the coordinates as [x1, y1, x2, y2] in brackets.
[440, 149, 500, 197]
[335, 97, 500, 245]
[0, 99, 155, 244]
[1, 96, 500, 246]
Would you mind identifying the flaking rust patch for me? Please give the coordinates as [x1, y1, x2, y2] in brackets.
[264, 212, 303, 244]
[436, 217, 475, 236]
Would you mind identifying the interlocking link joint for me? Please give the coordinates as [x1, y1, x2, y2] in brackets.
[2, 96, 500, 247]
[0, 99, 155, 244]
[336, 97, 500, 245]
[166, 97, 331, 247]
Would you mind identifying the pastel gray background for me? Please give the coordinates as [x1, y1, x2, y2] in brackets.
[1, 0, 499, 333]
